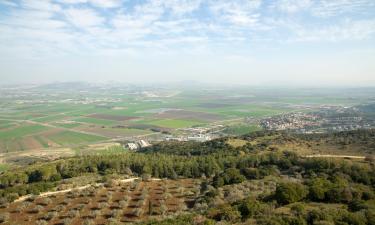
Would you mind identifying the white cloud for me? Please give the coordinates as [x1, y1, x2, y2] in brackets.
[56, 0, 122, 8]
[294, 19, 375, 42]
[0, 0, 18, 7]
[163, 0, 202, 15]
[209, 0, 262, 26]
[64, 8, 105, 28]
[311, 0, 374, 17]
[89, 0, 122, 8]
[21, 0, 61, 12]
[274, 0, 311, 13]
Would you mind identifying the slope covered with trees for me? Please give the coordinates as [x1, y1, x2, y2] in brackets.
[0, 129, 374, 224]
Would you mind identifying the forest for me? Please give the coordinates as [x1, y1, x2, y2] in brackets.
[0, 130, 374, 224]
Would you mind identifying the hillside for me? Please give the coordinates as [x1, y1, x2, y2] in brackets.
[0, 130, 374, 224]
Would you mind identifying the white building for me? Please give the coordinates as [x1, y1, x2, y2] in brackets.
[127, 143, 138, 150]
[187, 134, 211, 142]
[138, 140, 151, 148]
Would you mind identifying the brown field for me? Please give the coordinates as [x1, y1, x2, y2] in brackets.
[20, 136, 44, 150]
[155, 110, 223, 122]
[0, 179, 200, 225]
[87, 114, 139, 121]
[0, 147, 75, 166]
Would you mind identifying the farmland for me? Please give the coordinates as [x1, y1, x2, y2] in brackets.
[141, 119, 204, 129]
[0, 178, 200, 225]
[0, 83, 374, 170]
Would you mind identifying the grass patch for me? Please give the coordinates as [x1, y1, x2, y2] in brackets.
[0, 163, 11, 172]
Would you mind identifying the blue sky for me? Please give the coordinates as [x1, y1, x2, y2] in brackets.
[0, 0, 375, 86]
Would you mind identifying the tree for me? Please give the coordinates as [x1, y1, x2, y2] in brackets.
[308, 178, 331, 201]
[275, 182, 308, 205]
[237, 198, 263, 219]
[207, 204, 241, 222]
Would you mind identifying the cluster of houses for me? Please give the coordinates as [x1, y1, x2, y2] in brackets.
[261, 107, 374, 133]
[261, 113, 321, 131]
[165, 134, 212, 142]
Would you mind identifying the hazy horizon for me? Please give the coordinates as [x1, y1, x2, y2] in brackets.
[1, 0, 375, 86]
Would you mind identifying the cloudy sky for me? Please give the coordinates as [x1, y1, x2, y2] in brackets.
[0, 0, 375, 86]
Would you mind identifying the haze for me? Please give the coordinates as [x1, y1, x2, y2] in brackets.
[1, 0, 375, 86]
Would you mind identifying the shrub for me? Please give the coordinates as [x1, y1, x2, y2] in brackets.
[119, 200, 128, 208]
[62, 218, 72, 225]
[43, 211, 58, 221]
[207, 204, 241, 222]
[38, 197, 52, 206]
[0, 212, 10, 223]
[241, 168, 261, 179]
[133, 208, 143, 217]
[290, 203, 305, 216]
[237, 198, 263, 219]
[275, 182, 308, 205]
[35, 219, 48, 225]
[29, 205, 44, 214]
[83, 219, 94, 225]
[308, 178, 331, 201]
[213, 168, 245, 188]
[67, 209, 80, 218]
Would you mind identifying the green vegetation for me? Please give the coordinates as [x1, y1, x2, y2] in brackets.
[0, 129, 374, 225]
[0, 124, 48, 140]
[223, 124, 261, 135]
[142, 119, 204, 128]
[73, 117, 117, 126]
[45, 131, 106, 145]
[53, 122, 81, 129]
[0, 164, 10, 173]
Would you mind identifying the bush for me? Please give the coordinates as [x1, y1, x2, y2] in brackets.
[236, 198, 263, 219]
[308, 178, 331, 201]
[274, 182, 308, 205]
[207, 204, 241, 222]
[0, 212, 10, 223]
[213, 168, 245, 187]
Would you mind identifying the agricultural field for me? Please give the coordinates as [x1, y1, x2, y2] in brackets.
[44, 131, 106, 146]
[0, 83, 374, 169]
[0, 124, 107, 153]
[0, 179, 200, 225]
[140, 119, 204, 129]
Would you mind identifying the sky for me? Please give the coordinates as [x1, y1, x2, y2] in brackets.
[0, 0, 375, 86]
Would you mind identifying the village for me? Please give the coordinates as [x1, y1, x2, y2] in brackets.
[260, 105, 375, 133]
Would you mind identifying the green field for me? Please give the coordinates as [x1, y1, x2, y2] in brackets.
[143, 119, 204, 128]
[33, 114, 68, 122]
[46, 131, 106, 145]
[0, 121, 16, 130]
[74, 117, 117, 126]
[105, 128, 151, 135]
[0, 124, 49, 140]
[53, 122, 82, 129]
